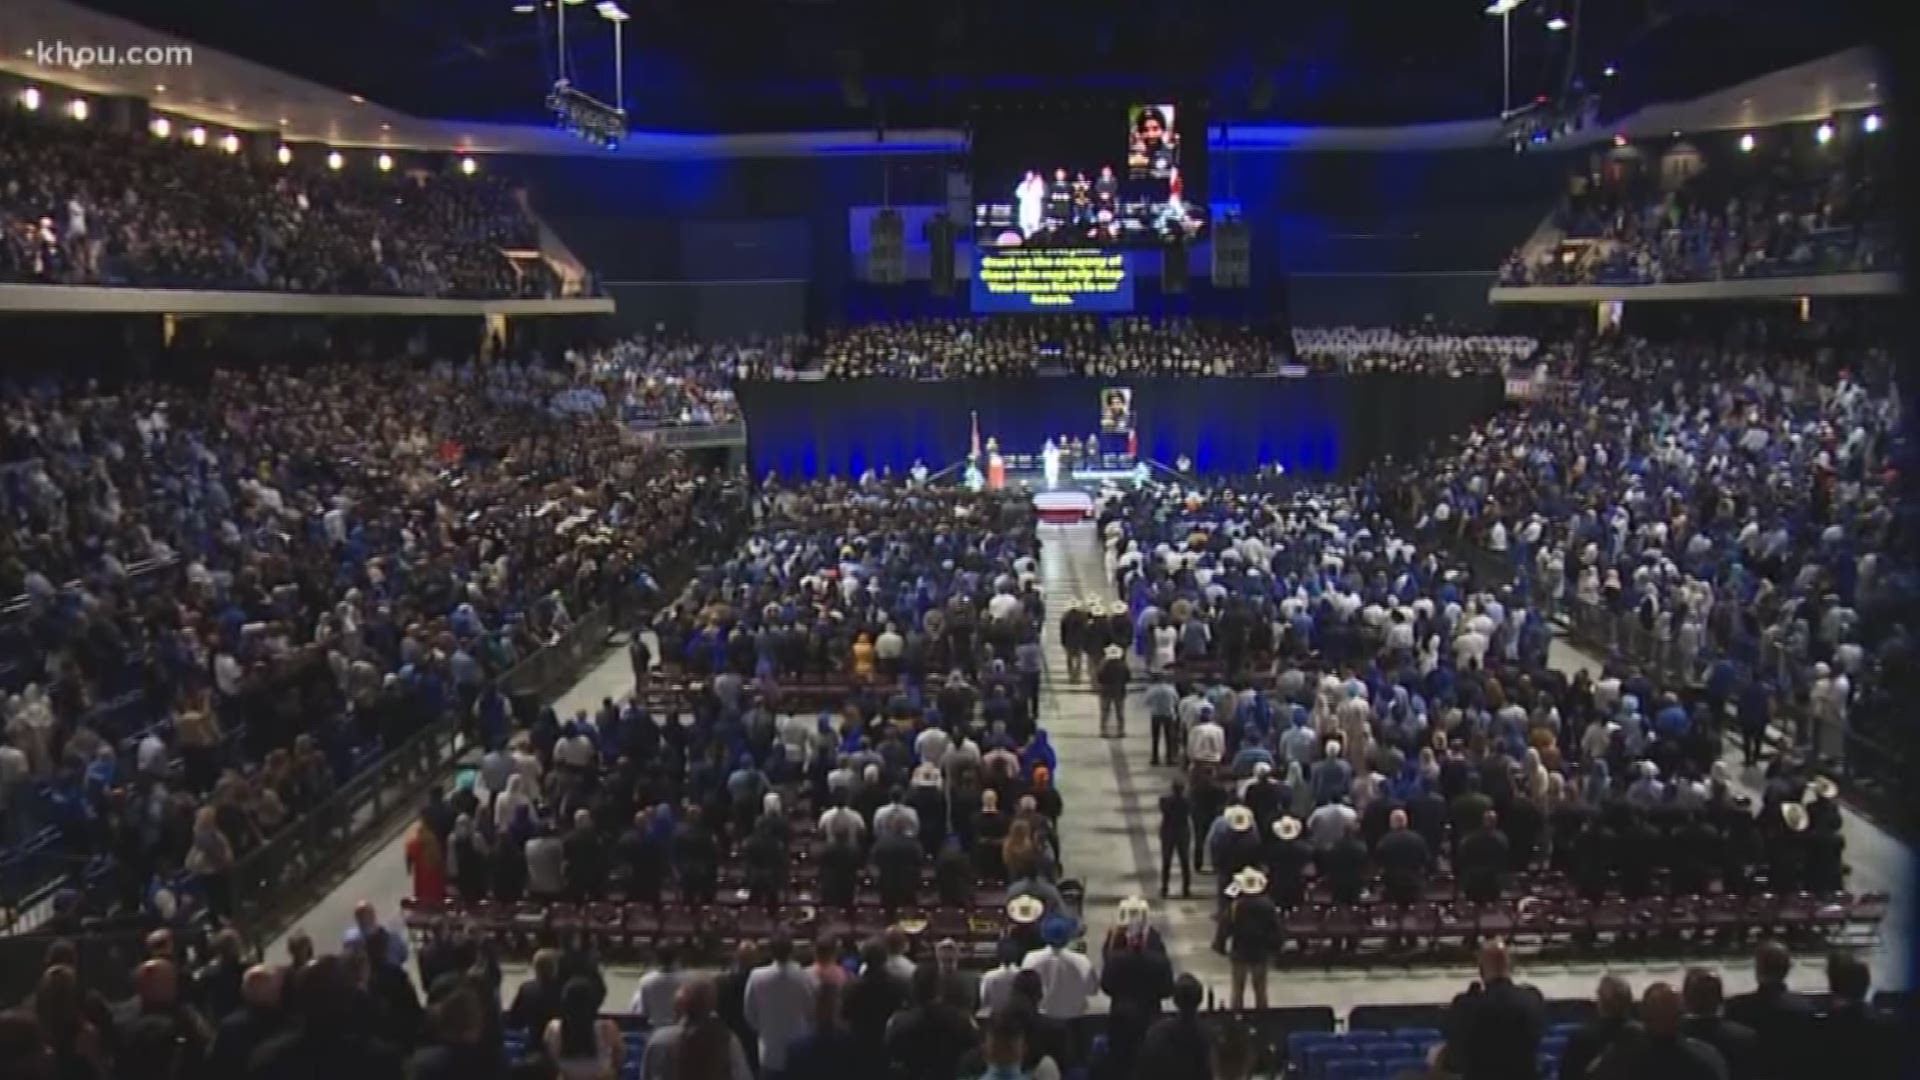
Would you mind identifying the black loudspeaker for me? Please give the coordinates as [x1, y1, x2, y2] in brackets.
[929, 214, 957, 295]
[869, 209, 905, 284]
[1163, 241, 1188, 294]
[1213, 218, 1251, 287]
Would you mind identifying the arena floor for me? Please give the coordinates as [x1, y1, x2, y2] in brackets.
[276, 522, 1913, 1012]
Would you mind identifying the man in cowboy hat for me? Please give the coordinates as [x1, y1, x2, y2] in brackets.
[1264, 815, 1312, 909]
[1209, 804, 1264, 911]
[1212, 867, 1281, 1010]
[1096, 643, 1131, 738]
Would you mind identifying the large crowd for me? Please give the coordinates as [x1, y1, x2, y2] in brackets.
[813, 318, 1279, 379]
[0, 356, 747, 926]
[1501, 126, 1898, 287]
[0, 107, 551, 298]
[1288, 328, 1540, 375]
[557, 336, 809, 427]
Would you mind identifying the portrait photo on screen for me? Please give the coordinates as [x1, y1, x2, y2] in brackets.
[972, 100, 1206, 250]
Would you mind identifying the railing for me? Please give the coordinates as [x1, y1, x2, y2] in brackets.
[633, 421, 747, 450]
[0, 922, 212, 1006]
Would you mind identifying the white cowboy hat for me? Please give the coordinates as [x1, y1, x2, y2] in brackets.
[1088, 601, 1107, 617]
[1007, 895, 1046, 925]
[1116, 896, 1151, 925]
[1226, 868, 1268, 898]
[1104, 645, 1125, 661]
[1780, 801, 1810, 833]
[1224, 806, 1256, 833]
[1325, 741, 1343, 758]
[1273, 816, 1303, 841]
[1805, 776, 1839, 802]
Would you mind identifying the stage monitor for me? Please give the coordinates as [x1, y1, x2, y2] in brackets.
[971, 248, 1135, 313]
[972, 100, 1207, 251]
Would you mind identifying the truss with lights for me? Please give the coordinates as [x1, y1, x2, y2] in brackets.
[532, 0, 630, 148]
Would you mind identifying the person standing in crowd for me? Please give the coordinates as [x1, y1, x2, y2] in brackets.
[1096, 645, 1131, 738]
[208, 966, 285, 1080]
[783, 981, 860, 1080]
[1135, 974, 1214, 1080]
[1442, 942, 1545, 1080]
[1725, 943, 1816, 1080]
[1560, 975, 1637, 1080]
[1817, 953, 1894, 1080]
[744, 933, 816, 1078]
[1159, 777, 1193, 898]
[1213, 868, 1281, 1009]
[630, 944, 684, 1030]
[637, 978, 754, 1080]
[1144, 671, 1181, 767]
[885, 962, 980, 1080]
[1591, 983, 1726, 1080]
[1680, 969, 1756, 1080]
[543, 977, 624, 1080]
[247, 955, 404, 1080]
[1060, 601, 1090, 683]
[1020, 915, 1097, 1019]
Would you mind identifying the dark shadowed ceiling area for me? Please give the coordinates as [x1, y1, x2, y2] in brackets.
[76, 0, 1872, 132]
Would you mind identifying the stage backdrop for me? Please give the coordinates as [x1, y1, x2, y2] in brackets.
[737, 375, 1504, 479]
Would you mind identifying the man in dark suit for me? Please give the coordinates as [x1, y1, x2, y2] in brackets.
[1458, 810, 1511, 904]
[1443, 941, 1546, 1080]
[1559, 974, 1638, 1080]
[1374, 809, 1433, 907]
[1680, 968, 1757, 1080]
[1818, 953, 1896, 1080]
[1724, 942, 1816, 1080]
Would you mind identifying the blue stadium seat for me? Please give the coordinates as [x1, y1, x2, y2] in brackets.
[1380, 1057, 1427, 1079]
[1395, 1027, 1443, 1050]
[1288, 1030, 1342, 1067]
[1366, 1041, 1416, 1062]
[1325, 1059, 1377, 1080]
[1304, 1042, 1362, 1080]
[1344, 1028, 1389, 1043]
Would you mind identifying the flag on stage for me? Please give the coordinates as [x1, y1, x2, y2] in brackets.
[970, 411, 982, 460]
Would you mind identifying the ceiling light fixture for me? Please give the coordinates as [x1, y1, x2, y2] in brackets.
[327, 150, 344, 170]
[67, 99, 89, 121]
[1738, 133, 1755, 153]
[188, 126, 207, 147]
[1863, 113, 1882, 134]
[1545, 16, 1568, 31]
[460, 156, 478, 175]
[378, 153, 394, 172]
[277, 145, 293, 165]
[150, 117, 172, 138]
[1816, 122, 1834, 146]
[220, 133, 241, 154]
[20, 87, 41, 111]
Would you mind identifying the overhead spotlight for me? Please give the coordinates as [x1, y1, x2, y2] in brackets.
[188, 126, 207, 147]
[219, 133, 241, 154]
[1602, 65, 1616, 78]
[150, 117, 172, 138]
[511, 1, 537, 10]
[1612, 134, 1627, 148]
[1545, 16, 1568, 31]
[1863, 113, 1882, 134]
[1738, 133, 1755, 153]
[1816, 122, 1834, 146]
[460, 155, 478, 175]
[277, 145, 292, 165]
[1484, 0, 1527, 14]
[327, 150, 344, 170]
[377, 153, 393, 172]
[67, 98, 89, 121]
[350, 94, 366, 104]
[154, 83, 167, 93]
[596, 1, 629, 19]
[20, 87, 41, 111]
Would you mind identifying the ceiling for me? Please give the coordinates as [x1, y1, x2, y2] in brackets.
[25, 0, 1875, 133]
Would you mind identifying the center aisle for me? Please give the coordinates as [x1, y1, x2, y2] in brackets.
[1036, 521, 1233, 995]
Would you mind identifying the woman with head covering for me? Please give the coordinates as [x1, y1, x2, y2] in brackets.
[448, 813, 491, 899]
[493, 773, 532, 834]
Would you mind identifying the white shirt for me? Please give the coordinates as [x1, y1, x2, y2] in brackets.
[742, 961, 817, 1071]
[213, 653, 244, 696]
[138, 733, 169, 777]
[630, 969, 683, 1028]
[978, 965, 1021, 1015]
[1019, 947, 1098, 1019]
[1187, 720, 1225, 765]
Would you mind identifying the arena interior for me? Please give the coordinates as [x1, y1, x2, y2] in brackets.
[0, 1, 1914, 1078]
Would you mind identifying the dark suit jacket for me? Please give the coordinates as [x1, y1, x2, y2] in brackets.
[1724, 985, 1816, 1080]
[1680, 1016, 1758, 1080]
[1445, 977, 1546, 1080]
